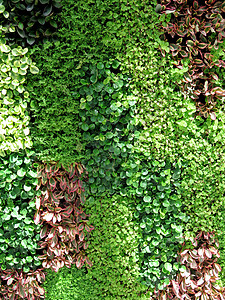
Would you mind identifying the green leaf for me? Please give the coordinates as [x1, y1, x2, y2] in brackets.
[17, 169, 26, 177]
[23, 266, 30, 273]
[81, 123, 89, 131]
[18, 23, 24, 30]
[177, 120, 187, 127]
[162, 200, 170, 207]
[30, 65, 39, 74]
[143, 196, 151, 203]
[50, 20, 58, 28]
[24, 185, 31, 192]
[164, 262, 172, 272]
[164, 278, 170, 285]
[27, 37, 35, 45]
[28, 170, 37, 178]
[3, 11, 9, 18]
[0, 4, 5, 13]
[97, 62, 104, 70]
[43, 5, 52, 16]
[112, 60, 120, 69]
[26, 256, 33, 263]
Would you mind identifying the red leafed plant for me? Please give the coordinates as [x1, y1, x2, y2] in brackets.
[153, 231, 225, 300]
[0, 268, 45, 300]
[34, 163, 94, 272]
[157, 0, 225, 119]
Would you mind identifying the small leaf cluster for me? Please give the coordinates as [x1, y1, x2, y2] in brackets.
[0, 0, 62, 46]
[0, 204, 41, 272]
[0, 268, 45, 299]
[27, 41, 83, 164]
[121, 155, 187, 290]
[158, 0, 225, 119]
[0, 150, 38, 207]
[43, 267, 90, 300]
[79, 61, 138, 197]
[35, 163, 94, 272]
[0, 34, 39, 154]
[0, 151, 41, 272]
[154, 232, 225, 299]
[83, 195, 150, 300]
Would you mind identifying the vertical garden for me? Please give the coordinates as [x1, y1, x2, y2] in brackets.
[0, 0, 225, 299]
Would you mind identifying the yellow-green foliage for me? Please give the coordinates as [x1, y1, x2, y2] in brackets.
[0, 42, 39, 155]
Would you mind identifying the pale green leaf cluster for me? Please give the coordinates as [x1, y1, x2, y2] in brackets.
[0, 40, 39, 155]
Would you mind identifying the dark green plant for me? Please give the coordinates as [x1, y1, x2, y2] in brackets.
[0, 150, 41, 272]
[0, 150, 39, 207]
[0, 0, 62, 46]
[120, 155, 188, 290]
[0, 203, 41, 272]
[78, 61, 139, 198]
[0, 151, 41, 272]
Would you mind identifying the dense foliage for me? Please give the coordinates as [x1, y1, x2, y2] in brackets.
[125, 158, 187, 289]
[34, 163, 93, 272]
[43, 196, 151, 300]
[0, 151, 41, 272]
[78, 61, 138, 197]
[0, 151, 38, 207]
[0, 0, 225, 298]
[154, 232, 225, 299]
[0, 0, 62, 46]
[158, 0, 225, 119]
[0, 268, 45, 299]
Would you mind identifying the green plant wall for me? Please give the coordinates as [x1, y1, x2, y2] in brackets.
[1, 0, 225, 298]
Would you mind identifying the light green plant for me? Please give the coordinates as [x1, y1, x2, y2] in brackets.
[0, 4, 39, 155]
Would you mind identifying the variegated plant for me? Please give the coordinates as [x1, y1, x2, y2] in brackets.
[154, 231, 225, 300]
[157, 0, 225, 119]
[0, 268, 46, 299]
[34, 163, 94, 272]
